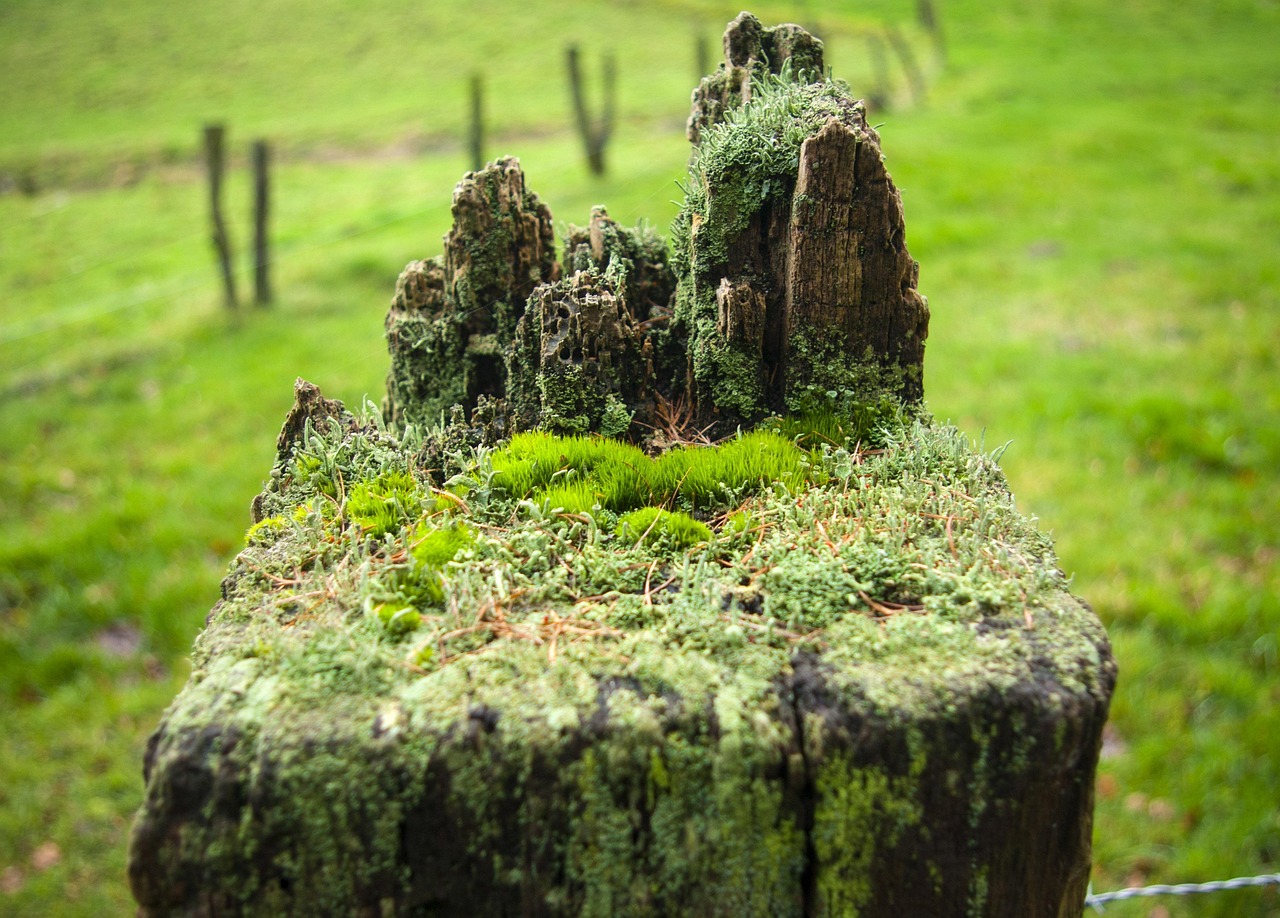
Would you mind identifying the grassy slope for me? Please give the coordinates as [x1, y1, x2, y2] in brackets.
[0, 0, 893, 181]
[1, 0, 1277, 914]
[890, 5, 1280, 907]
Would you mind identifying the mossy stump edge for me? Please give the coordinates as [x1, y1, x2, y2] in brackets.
[128, 14, 1114, 917]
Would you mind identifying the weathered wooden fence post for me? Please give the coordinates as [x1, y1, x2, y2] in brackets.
[918, 0, 947, 65]
[565, 43, 616, 176]
[468, 72, 485, 172]
[202, 124, 238, 311]
[251, 139, 272, 308]
[132, 15, 1113, 918]
[865, 30, 891, 111]
[886, 25, 927, 104]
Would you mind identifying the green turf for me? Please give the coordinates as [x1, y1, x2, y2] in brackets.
[1, 0, 1278, 914]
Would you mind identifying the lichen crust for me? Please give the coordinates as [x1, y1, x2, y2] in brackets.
[129, 403, 1114, 916]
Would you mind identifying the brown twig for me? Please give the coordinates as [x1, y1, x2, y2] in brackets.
[858, 590, 925, 618]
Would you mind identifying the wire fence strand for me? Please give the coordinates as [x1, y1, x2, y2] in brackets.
[1087, 872, 1280, 911]
[0, 200, 445, 347]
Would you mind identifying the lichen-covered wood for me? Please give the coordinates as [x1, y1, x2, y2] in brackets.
[786, 117, 929, 402]
[674, 12, 929, 420]
[687, 12, 826, 144]
[384, 156, 559, 428]
[129, 12, 1112, 918]
[129, 390, 1113, 916]
[383, 13, 926, 439]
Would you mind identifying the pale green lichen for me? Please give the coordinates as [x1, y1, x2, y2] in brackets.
[812, 757, 922, 917]
[782, 331, 918, 432]
[384, 307, 467, 430]
[673, 71, 862, 278]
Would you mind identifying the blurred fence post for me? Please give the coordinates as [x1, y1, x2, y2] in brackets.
[469, 73, 485, 172]
[866, 31, 891, 112]
[251, 139, 272, 308]
[203, 124, 238, 311]
[566, 44, 616, 177]
[917, 0, 947, 66]
[885, 26, 926, 104]
[696, 28, 711, 80]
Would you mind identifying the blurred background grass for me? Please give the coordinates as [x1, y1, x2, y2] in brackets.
[1, 0, 1277, 913]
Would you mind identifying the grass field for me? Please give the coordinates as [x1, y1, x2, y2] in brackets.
[1, 0, 1278, 914]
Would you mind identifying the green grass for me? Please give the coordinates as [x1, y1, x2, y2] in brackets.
[1, 0, 1278, 914]
[0, 0, 918, 186]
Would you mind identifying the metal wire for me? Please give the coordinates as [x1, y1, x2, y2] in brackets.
[1086, 872, 1280, 911]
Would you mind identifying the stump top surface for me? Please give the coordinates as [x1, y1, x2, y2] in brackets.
[188, 412, 1109, 741]
[133, 407, 1113, 914]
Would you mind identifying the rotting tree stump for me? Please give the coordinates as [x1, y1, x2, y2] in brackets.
[129, 13, 1114, 918]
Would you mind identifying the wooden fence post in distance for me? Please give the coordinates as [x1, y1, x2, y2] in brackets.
[565, 44, 616, 176]
[918, 0, 947, 65]
[202, 124, 238, 311]
[469, 73, 485, 173]
[886, 25, 927, 104]
[865, 30, 891, 112]
[695, 27, 711, 80]
[251, 139, 272, 308]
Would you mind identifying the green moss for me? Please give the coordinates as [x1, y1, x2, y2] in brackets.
[406, 521, 474, 606]
[488, 428, 810, 517]
[489, 431, 652, 507]
[345, 469, 422, 538]
[615, 507, 712, 551]
[244, 516, 287, 547]
[539, 479, 599, 515]
[410, 522, 472, 568]
[373, 602, 422, 636]
[651, 430, 809, 509]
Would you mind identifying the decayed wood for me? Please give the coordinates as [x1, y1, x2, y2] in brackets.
[688, 12, 825, 144]
[681, 13, 930, 417]
[785, 118, 929, 400]
[443, 157, 557, 344]
[383, 158, 560, 427]
[716, 277, 767, 350]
